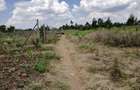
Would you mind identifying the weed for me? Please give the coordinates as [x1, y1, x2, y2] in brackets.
[35, 51, 60, 73]
[32, 85, 42, 90]
[44, 51, 60, 60]
[131, 77, 140, 90]
[54, 81, 69, 90]
[93, 31, 140, 47]
[32, 38, 42, 48]
[110, 59, 123, 82]
[35, 58, 46, 73]
[27, 48, 34, 59]
[79, 43, 95, 53]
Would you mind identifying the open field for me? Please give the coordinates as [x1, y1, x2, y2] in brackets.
[0, 26, 140, 90]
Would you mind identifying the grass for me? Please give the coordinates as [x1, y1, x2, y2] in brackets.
[66, 30, 94, 38]
[35, 51, 60, 73]
[35, 58, 46, 73]
[79, 43, 95, 53]
[93, 30, 140, 47]
[46, 31, 60, 44]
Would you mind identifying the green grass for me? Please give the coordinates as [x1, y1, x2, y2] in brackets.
[79, 43, 95, 53]
[35, 58, 46, 73]
[66, 30, 94, 38]
[35, 51, 60, 73]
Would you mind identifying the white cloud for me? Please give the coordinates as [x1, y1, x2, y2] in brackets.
[0, 0, 6, 12]
[72, 0, 140, 24]
[7, 0, 72, 28]
[7, 0, 140, 28]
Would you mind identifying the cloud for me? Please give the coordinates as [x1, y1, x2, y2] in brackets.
[7, 0, 72, 28]
[72, 0, 140, 23]
[0, 0, 6, 12]
[7, 0, 140, 28]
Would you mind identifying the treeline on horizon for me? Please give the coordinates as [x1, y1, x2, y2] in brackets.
[0, 14, 140, 33]
[60, 14, 140, 30]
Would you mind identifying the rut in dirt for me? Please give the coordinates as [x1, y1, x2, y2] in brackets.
[55, 35, 85, 90]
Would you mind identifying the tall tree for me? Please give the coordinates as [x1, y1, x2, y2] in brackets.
[105, 17, 112, 28]
[0, 25, 6, 32]
[126, 14, 137, 25]
[92, 18, 97, 28]
[85, 22, 90, 30]
[7, 26, 15, 32]
[97, 18, 104, 27]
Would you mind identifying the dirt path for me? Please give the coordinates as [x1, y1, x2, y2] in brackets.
[55, 35, 85, 90]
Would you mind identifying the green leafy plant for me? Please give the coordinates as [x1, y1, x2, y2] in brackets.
[35, 52, 60, 73]
[35, 58, 46, 73]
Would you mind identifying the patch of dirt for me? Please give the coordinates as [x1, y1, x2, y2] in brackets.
[0, 55, 39, 90]
[54, 35, 86, 90]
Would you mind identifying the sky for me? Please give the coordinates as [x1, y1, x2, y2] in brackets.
[0, 0, 140, 28]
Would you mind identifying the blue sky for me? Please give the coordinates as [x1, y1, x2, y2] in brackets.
[0, 0, 140, 28]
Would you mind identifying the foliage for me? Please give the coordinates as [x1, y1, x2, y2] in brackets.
[79, 43, 95, 53]
[0, 25, 15, 33]
[110, 59, 123, 82]
[127, 14, 138, 25]
[93, 30, 140, 47]
[67, 30, 94, 38]
[35, 51, 60, 73]
[35, 57, 46, 73]
[59, 14, 140, 30]
[32, 38, 42, 48]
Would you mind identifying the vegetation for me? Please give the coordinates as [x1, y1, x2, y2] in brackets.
[0, 13, 140, 90]
[93, 30, 140, 47]
[60, 14, 140, 30]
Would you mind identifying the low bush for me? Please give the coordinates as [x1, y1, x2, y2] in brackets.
[32, 38, 42, 48]
[93, 31, 140, 47]
[35, 58, 46, 73]
[35, 51, 60, 73]
[79, 43, 95, 53]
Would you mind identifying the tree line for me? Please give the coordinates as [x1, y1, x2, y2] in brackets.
[59, 14, 140, 30]
[0, 25, 15, 33]
[0, 14, 139, 32]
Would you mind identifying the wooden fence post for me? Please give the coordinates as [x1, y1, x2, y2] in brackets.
[40, 24, 46, 43]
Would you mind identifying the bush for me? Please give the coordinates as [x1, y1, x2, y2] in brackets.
[110, 59, 123, 82]
[94, 31, 140, 47]
[32, 38, 42, 48]
[35, 58, 46, 73]
[35, 52, 60, 73]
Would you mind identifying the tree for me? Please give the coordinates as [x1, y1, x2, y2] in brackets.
[92, 18, 97, 28]
[7, 26, 15, 32]
[70, 20, 74, 26]
[85, 22, 90, 30]
[126, 14, 137, 25]
[0, 25, 6, 32]
[105, 17, 112, 29]
[97, 18, 104, 27]
[45, 25, 50, 31]
[70, 20, 74, 29]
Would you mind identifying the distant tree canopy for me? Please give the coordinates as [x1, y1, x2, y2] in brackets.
[0, 14, 140, 32]
[59, 14, 140, 30]
[0, 25, 6, 32]
[126, 14, 138, 25]
[0, 25, 15, 33]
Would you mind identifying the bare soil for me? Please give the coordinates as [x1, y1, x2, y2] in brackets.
[55, 35, 86, 90]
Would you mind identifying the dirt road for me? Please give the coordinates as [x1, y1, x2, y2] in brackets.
[55, 35, 85, 90]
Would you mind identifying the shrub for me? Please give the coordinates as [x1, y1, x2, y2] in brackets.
[35, 58, 46, 73]
[45, 52, 59, 60]
[79, 43, 95, 53]
[93, 31, 140, 47]
[35, 52, 60, 73]
[32, 38, 42, 48]
[110, 59, 124, 82]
